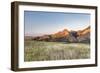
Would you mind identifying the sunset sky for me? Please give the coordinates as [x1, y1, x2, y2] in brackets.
[24, 11, 90, 36]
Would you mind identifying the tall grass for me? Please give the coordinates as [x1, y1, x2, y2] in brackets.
[24, 41, 90, 61]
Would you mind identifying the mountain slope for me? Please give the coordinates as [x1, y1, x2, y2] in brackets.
[77, 26, 90, 36]
[77, 26, 90, 43]
[51, 29, 69, 38]
[28, 26, 90, 43]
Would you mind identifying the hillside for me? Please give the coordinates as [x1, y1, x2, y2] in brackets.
[52, 29, 69, 38]
[77, 26, 90, 43]
[25, 26, 90, 43]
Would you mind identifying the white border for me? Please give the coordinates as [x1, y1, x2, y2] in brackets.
[18, 5, 96, 68]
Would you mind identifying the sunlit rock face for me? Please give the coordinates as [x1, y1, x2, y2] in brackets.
[26, 26, 90, 43]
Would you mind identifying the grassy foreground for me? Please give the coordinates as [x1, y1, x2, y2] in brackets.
[24, 40, 90, 61]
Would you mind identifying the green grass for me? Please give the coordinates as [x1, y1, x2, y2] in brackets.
[24, 40, 90, 61]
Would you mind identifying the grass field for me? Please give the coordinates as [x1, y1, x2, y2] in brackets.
[24, 40, 90, 61]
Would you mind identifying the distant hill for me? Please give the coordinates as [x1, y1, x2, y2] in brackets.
[25, 26, 90, 43]
[24, 36, 33, 41]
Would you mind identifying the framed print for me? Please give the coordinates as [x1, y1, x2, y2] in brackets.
[11, 1, 97, 71]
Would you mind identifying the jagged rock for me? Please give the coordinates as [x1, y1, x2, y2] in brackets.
[67, 31, 78, 43]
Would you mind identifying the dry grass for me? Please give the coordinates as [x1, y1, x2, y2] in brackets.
[24, 40, 90, 61]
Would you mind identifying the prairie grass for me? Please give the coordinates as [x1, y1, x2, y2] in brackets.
[24, 40, 90, 61]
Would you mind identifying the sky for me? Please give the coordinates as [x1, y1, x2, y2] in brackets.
[24, 11, 90, 36]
